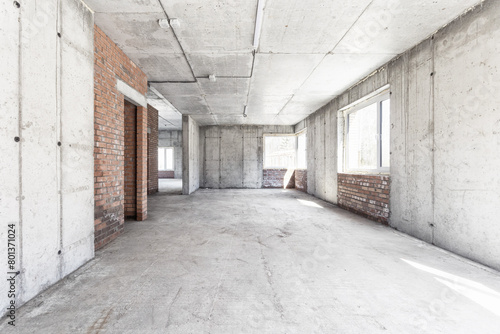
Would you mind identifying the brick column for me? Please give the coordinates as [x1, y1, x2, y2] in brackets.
[147, 104, 158, 194]
[136, 106, 148, 221]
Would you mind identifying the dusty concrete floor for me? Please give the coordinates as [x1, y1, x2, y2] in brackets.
[2, 189, 500, 333]
[159, 178, 182, 195]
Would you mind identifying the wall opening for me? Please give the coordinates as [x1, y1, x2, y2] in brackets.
[263, 134, 297, 189]
[158, 146, 182, 194]
[158, 147, 175, 178]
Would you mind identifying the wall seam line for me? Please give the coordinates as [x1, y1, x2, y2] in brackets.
[17, 0, 24, 297]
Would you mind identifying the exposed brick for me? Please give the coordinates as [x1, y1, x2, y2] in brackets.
[124, 100, 136, 217]
[93, 25, 148, 250]
[263, 169, 295, 189]
[159, 170, 175, 179]
[295, 169, 307, 192]
[337, 173, 391, 224]
[147, 105, 158, 194]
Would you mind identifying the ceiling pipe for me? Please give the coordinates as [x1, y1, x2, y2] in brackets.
[253, 0, 266, 50]
[156, 0, 197, 81]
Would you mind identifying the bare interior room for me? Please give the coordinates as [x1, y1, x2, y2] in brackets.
[1, 0, 500, 332]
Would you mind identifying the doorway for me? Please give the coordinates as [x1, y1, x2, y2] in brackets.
[157, 131, 183, 195]
[158, 146, 182, 194]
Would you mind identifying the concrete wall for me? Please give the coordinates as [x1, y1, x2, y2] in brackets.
[299, 0, 500, 270]
[159, 130, 183, 179]
[199, 126, 294, 189]
[391, 0, 500, 270]
[182, 116, 200, 194]
[295, 102, 338, 204]
[0, 0, 94, 316]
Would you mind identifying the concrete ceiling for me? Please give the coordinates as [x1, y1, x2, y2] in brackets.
[147, 88, 183, 131]
[84, 0, 483, 129]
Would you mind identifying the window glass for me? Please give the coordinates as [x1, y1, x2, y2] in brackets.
[345, 93, 390, 172]
[158, 147, 174, 171]
[158, 148, 166, 171]
[264, 136, 296, 168]
[347, 103, 378, 170]
[166, 148, 174, 170]
[381, 99, 391, 168]
[297, 133, 307, 169]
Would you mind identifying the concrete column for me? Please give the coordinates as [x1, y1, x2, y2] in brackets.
[182, 116, 200, 195]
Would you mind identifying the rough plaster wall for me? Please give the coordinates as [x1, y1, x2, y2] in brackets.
[159, 130, 183, 179]
[182, 116, 200, 194]
[199, 125, 294, 189]
[0, 0, 94, 315]
[300, 1, 500, 270]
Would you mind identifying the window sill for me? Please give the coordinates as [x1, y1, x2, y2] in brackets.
[340, 171, 390, 176]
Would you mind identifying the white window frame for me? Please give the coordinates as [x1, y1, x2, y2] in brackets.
[343, 88, 390, 174]
[158, 147, 174, 171]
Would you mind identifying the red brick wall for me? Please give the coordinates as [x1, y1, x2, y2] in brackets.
[147, 105, 158, 194]
[263, 169, 295, 189]
[295, 169, 307, 192]
[136, 105, 148, 222]
[94, 25, 148, 250]
[124, 100, 137, 217]
[337, 174, 390, 224]
[159, 170, 175, 179]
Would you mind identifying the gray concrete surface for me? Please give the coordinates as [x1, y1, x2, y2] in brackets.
[159, 130, 183, 179]
[85, 0, 483, 127]
[0, 0, 94, 316]
[182, 116, 200, 195]
[199, 125, 294, 189]
[147, 88, 182, 131]
[297, 0, 500, 271]
[159, 179, 183, 195]
[1, 189, 499, 333]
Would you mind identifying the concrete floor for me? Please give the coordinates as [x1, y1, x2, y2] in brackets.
[159, 178, 183, 195]
[2, 189, 500, 333]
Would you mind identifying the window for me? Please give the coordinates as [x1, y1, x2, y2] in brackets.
[297, 132, 307, 169]
[264, 135, 296, 168]
[158, 147, 174, 171]
[345, 92, 390, 172]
